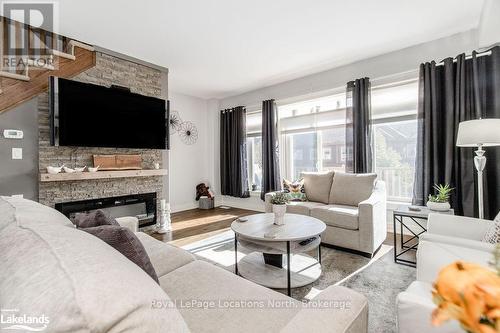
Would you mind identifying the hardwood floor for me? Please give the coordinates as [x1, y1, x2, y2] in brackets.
[149, 207, 258, 247]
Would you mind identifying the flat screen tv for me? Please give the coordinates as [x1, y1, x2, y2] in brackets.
[49, 77, 168, 149]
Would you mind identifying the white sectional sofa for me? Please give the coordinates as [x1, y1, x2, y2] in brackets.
[396, 213, 497, 333]
[265, 171, 387, 257]
[0, 196, 369, 333]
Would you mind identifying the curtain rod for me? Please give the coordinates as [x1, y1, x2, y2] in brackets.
[435, 44, 498, 66]
[371, 77, 418, 90]
[234, 69, 419, 113]
[436, 51, 491, 66]
[228, 44, 500, 111]
[369, 69, 419, 86]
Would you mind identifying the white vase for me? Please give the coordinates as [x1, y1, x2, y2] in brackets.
[426, 201, 451, 212]
[155, 200, 172, 234]
[273, 204, 286, 226]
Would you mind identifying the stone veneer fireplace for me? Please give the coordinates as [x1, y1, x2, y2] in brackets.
[38, 51, 166, 221]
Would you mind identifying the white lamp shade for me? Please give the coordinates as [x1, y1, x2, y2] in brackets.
[456, 119, 500, 147]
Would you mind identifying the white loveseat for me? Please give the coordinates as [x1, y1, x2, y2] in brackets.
[266, 171, 387, 257]
[396, 213, 497, 333]
[0, 196, 369, 333]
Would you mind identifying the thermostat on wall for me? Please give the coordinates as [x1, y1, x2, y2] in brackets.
[3, 129, 23, 139]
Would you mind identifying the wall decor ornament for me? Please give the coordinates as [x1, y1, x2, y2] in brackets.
[169, 110, 182, 134]
[179, 121, 198, 145]
[168, 108, 199, 145]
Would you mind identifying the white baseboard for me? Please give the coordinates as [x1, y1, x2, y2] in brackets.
[219, 195, 265, 212]
[171, 202, 198, 213]
[171, 197, 224, 213]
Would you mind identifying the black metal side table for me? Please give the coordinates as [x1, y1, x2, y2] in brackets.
[393, 206, 454, 267]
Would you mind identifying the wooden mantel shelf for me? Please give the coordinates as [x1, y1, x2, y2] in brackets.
[40, 169, 168, 182]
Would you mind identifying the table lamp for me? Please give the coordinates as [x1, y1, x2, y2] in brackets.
[456, 118, 500, 219]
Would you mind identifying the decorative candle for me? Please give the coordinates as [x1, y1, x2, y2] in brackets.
[160, 199, 166, 211]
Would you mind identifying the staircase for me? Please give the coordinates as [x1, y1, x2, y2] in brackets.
[0, 16, 96, 113]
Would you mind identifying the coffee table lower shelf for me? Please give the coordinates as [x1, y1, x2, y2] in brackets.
[231, 213, 326, 296]
[237, 252, 322, 289]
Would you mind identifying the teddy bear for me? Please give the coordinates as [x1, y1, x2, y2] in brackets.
[196, 183, 213, 201]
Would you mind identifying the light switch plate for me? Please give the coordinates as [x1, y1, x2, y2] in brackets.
[12, 148, 22, 160]
[3, 129, 23, 139]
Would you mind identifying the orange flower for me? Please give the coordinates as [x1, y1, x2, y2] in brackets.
[432, 261, 500, 333]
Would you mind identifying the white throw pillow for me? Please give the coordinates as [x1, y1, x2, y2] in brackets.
[301, 171, 335, 204]
[482, 212, 500, 244]
[329, 172, 377, 206]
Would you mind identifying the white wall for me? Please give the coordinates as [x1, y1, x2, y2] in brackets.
[478, 0, 500, 47]
[220, 30, 479, 109]
[206, 99, 221, 206]
[166, 91, 212, 212]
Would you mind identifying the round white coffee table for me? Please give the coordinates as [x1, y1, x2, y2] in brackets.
[231, 213, 326, 296]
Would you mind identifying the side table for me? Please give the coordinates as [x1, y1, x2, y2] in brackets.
[393, 206, 454, 267]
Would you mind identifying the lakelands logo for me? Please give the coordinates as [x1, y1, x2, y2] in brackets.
[0, 309, 50, 331]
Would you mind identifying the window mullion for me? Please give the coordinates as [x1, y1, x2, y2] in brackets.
[317, 130, 323, 171]
[249, 138, 254, 189]
[288, 135, 294, 180]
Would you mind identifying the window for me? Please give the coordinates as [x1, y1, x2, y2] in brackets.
[279, 93, 346, 181]
[246, 111, 262, 191]
[287, 131, 318, 180]
[372, 81, 418, 202]
[245, 79, 418, 201]
[323, 147, 332, 160]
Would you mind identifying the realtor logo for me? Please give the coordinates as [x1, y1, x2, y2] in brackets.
[0, 308, 50, 331]
[1, 1, 58, 70]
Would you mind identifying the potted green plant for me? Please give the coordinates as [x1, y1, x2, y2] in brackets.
[271, 192, 289, 225]
[427, 184, 454, 211]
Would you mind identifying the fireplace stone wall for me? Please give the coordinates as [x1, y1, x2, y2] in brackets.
[38, 51, 166, 210]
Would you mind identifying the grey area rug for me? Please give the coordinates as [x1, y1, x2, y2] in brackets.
[182, 230, 416, 333]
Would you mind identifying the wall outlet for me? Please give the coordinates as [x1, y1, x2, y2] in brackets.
[12, 148, 22, 160]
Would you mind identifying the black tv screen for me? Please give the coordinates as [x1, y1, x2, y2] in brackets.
[49, 77, 167, 149]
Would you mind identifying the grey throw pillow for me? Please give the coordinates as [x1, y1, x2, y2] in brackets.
[83, 225, 159, 283]
[72, 210, 119, 229]
[482, 212, 500, 244]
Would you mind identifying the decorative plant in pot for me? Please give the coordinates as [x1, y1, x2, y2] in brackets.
[427, 184, 454, 211]
[271, 192, 289, 226]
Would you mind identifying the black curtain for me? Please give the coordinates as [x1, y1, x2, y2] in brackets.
[346, 78, 373, 173]
[220, 106, 250, 198]
[261, 99, 281, 200]
[413, 46, 500, 219]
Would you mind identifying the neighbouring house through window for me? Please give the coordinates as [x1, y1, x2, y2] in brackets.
[372, 80, 418, 202]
